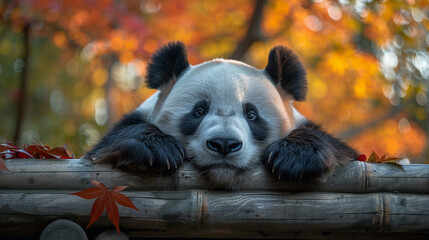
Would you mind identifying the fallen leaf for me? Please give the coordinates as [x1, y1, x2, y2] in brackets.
[14, 149, 34, 159]
[0, 142, 73, 160]
[111, 191, 139, 211]
[357, 154, 366, 162]
[70, 186, 106, 199]
[87, 193, 108, 229]
[367, 151, 379, 163]
[0, 143, 18, 152]
[70, 180, 139, 233]
[90, 179, 105, 188]
[385, 161, 405, 170]
[48, 146, 73, 159]
[364, 151, 400, 164]
[106, 196, 120, 233]
[0, 157, 9, 171]
[380, 156, 401, 162]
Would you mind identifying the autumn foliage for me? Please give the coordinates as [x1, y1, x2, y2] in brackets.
[0, 142, 73, 171]
[0, 142, 73, 160]
[0, 0, 428, 163]
[70, 180, 139, 233]
[358, 152, 400, 163]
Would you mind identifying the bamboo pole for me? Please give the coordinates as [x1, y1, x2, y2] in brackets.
[0, 190, 429, 238]
[1, 159, 429, 238]
[1, 159, 428, 193]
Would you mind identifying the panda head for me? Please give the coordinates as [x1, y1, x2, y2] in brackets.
[145, 41, 307, 189]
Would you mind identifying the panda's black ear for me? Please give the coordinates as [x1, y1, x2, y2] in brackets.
[265, 46, 308, 101]
[146, 41, 190, 89]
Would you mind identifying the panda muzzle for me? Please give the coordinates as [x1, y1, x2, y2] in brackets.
[206, 138, 243, 156]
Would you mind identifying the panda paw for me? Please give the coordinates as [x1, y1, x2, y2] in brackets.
[89, 133, 186, 172]
[262, 137, 334, 183]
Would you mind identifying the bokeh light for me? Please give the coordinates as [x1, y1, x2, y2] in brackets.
[0, 0, 427, 163]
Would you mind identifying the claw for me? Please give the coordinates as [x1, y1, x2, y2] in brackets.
[174, 162, 177, 169]
[166, 160, 170, 170]
[180, 148, 185, 159]
[148, 157, 153, 166]
[278, 175, 281, 180]
[272, 165, 275, 173]
[267, 151, 273, 164]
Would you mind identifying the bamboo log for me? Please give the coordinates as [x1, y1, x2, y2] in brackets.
[1, 159, 429, 238]
[0, 190, 429, 238]
[1, 159, 429, 193]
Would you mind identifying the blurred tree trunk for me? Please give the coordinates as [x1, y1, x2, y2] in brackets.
[13, 24, 30, 145]
[102, 54, 118, 127]
[230, 0, 267, 60]
[0, 26, 10, 40]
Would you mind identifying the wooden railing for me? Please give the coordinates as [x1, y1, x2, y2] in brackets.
[1, 159, 429, 239]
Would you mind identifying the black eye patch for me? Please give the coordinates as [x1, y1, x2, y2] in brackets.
[180, 100, 210, 136]
[243, 103, 269, 141]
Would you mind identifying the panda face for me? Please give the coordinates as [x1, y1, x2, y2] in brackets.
[151, 59, 295, 188]
[88, 42, 357, 189]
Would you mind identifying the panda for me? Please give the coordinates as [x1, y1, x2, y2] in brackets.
[85, 41, 358, 190]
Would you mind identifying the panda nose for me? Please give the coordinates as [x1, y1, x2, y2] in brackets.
[206, 138, 243, 156]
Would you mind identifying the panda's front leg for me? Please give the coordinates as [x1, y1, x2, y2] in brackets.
[262, 121, 358, 183]
[84, 111, 186, 172]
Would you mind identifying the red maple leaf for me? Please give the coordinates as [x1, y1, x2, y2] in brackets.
[26, 142, 74, 159]
[0, 142, 73, 160]
[70, 180, 139, 233]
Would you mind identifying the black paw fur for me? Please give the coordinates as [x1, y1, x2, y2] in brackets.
[85, 112, 186, 172]
[117, 132, 186, 171]
[88, 132, 186, 172]
[262, 137, 333, 183]
[262, 121, 357, 182]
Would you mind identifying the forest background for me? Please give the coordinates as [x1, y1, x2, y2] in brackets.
[0, 0, 428, 163]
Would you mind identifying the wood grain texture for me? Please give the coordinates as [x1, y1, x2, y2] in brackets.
[1, 159, 429, 193]
[1, 159, 429, 238]
[0, 190, 428, 238]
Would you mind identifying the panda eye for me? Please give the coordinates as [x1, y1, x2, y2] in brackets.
[246, 110, 257, 121]
[194, 107, 206, 117]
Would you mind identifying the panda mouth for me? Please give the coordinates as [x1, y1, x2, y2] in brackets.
[196, 162, 247, 174]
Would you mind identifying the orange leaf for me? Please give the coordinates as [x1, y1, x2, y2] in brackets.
[383, 157, 401, 162]
[90, 179, 107, 189]
[70, 187, 106, 199]
[106, 194, 120, 233]
[372, 151, 380, 161]
[379, 154, 386, 162]
[86, 192, 108, 229]
[365, 151, 401, 164]
[367, 151, 379, 163]
[385, 162, 405, 169]
[0, 157, 9, 171]
[70, 180, 139, 233]
[47, 146, 73, 159]
[111, 186, 128, 192]
[111, 191, 139, 211]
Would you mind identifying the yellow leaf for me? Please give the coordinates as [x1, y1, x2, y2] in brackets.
[367, 151, 379, 163]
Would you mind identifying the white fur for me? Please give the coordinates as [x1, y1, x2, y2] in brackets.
[136, 59, 306, 188]
[136, 91, 159, 118]
[292, 105, 307, 127]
